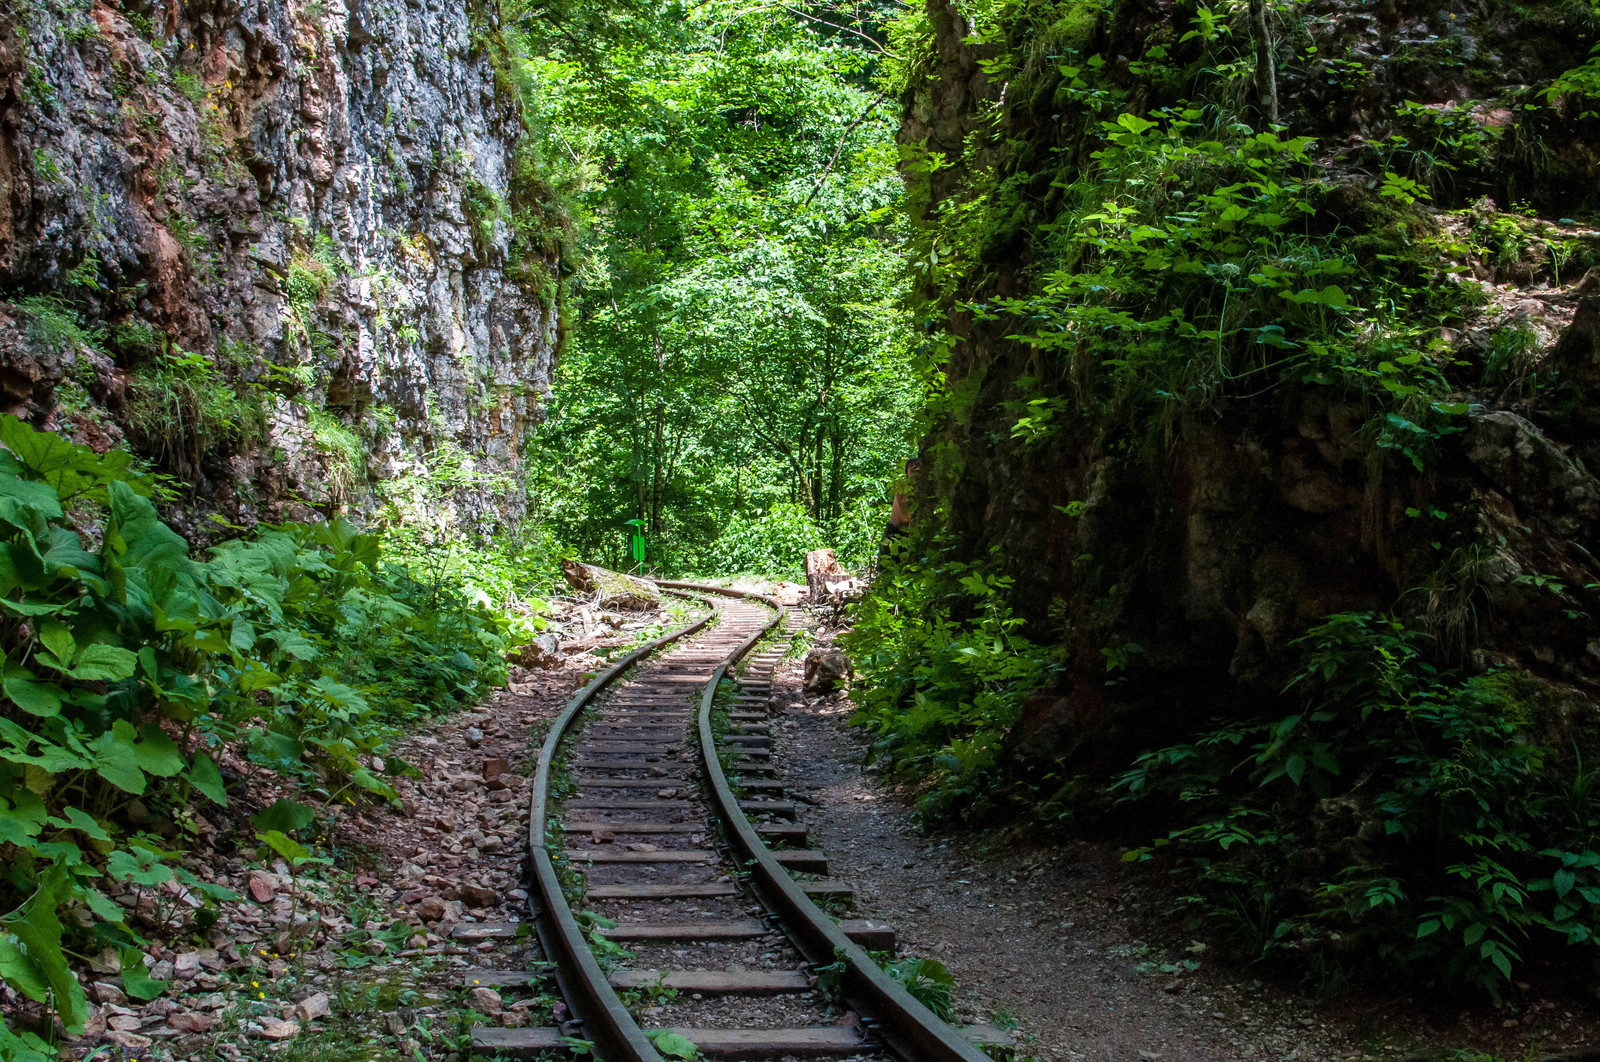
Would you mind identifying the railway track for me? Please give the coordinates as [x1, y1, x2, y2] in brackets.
[464, 581, 1003, 1062]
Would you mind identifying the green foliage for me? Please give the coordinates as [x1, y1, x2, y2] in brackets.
[462, 177, 505, 258]
[0, 418, 512, 1044]
[844, 532, 1055, 821]
[10, 296, 101, 355]
[706, 502, 827, 576]
[124, 346, 266, 475]
[647, 1030, 703, 1061]
[520, 0, 917, 570]
[1115, 613, 1600, 994]
[882, 954, 956, 1019]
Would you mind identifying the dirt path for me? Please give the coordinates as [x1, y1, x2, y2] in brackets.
[772, 627, 1600, 1062]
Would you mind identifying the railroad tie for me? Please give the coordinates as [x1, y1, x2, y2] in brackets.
[598, 918, 770, 941]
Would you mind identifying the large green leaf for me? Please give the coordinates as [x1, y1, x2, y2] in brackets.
[255, 829, 311, 863]
[107, 847, 173, 888]
[2, 663, 62, 718]
[87, 721, 146, 794]
[133, 724, 185, 777]
[0, 475, 63, 523]
[0, 933, 48, 1003]
[66, 643, 139, 682]
[47, 806, 109, 842]
[0, 415, 152, 505]
[79, 889, 124, 925]
[0, 1020, 54, 1062]
[0, 792, 46, 848]
[251, 798, 315, 834]
[1, 870, 88, 1032]
[187, 752, 228, 805]
[36, 622, 74, 667]
[119, 946, 167, 1002]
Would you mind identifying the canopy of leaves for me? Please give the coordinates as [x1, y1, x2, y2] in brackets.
[508, 0, 918, 572]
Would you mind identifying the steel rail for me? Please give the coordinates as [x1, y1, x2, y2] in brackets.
[526, 589, 717, 1062]
[666, 579, 994, 1062]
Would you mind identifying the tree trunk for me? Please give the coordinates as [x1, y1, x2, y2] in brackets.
[1248, 0, 1279, 126]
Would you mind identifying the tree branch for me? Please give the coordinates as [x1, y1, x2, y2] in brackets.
[803, 93, 887, 208]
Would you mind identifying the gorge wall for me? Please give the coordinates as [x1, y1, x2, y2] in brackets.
[0, 0, 562, 537]
[895, 0, 1600, 771]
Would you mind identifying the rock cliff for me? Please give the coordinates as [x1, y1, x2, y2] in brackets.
[0, 0, 563, 535]
[894, 0, 1600, 768]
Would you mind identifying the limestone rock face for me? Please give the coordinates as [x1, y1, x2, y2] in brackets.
[0, 0, 561, 536]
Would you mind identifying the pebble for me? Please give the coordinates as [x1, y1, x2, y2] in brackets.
[467, 987, 502, 1015]
[256, 1019, 301, 1040]
[294, 992, 331, 1022]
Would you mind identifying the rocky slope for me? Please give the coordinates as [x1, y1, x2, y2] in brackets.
[0, 0, 564, 535]
[894, 0, 1600, 769]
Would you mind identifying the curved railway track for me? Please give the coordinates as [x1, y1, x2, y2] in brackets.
[467, 581, 1001, 1062]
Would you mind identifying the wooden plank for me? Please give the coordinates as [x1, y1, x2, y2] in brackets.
[451, 923, 521, 941]
[799, 881, 853, 899]
[470, 1028, 568, 1058]
[573, 777, 689, 788]
[564, 821, 699, 833]
[773, 851, 828, 873]
[608, 969, 809, 995]
[564, 849, 715, 864]
[588, 883, 739, 900]
[739, 800, 796, 819]
[565, 799, 693, 810]
[840, 919, 895, 952]
[737, 780, 786, 791]
[599, 919, 768, 941]
[460, 969, 549, 988]
[756, 823, 808, 841]
[581, 743, 684, 754]
[662, 1027, 868, 1058]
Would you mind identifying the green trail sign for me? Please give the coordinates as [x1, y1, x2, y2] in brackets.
[626, 519, 646, 570]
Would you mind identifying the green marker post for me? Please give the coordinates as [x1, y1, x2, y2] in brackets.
[626, 518, 647, 573]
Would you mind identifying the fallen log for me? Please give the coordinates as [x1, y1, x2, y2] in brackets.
[561, 561, 662, 611]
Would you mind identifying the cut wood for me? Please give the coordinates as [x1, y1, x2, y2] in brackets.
[805, 548, 852, 600]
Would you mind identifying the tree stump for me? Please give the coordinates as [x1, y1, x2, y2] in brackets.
[805, 548, 851, 602]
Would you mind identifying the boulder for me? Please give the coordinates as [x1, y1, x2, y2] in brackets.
[804, 647, 851, 695]
[561, 561, 662, 610]
[412, 895, 448, 923]
[257, 1020, 300, 1041]
[771, 581, 806, 606]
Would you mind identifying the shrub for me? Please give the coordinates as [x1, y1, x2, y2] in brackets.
[706, 502, 828, 576]
[843, 532, 1055, 821]
[0, 417, 512, 1048]
[1115, 612, 1600, 994]
[124, 347, 265, 473]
